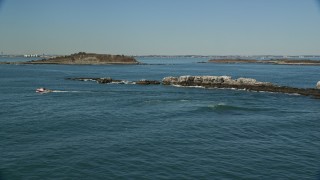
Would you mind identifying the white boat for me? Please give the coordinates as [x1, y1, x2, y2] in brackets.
[36, 88, 52, 93]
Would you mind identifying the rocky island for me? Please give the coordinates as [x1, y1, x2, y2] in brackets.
[0, 52, 140, 65]
[162, 75, 320, 98]
[67, 75, 320, 99]
[208, 59, 320, 65]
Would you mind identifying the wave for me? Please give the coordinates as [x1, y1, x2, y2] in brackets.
[111, 80, 134, 85]
[200, 103, 265, 112]
[208, 103, 245, 111]
[143, 99, 190, 104]
[172, 84, 205, 89]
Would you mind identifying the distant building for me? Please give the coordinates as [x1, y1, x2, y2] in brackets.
[24, 54, 38, 57]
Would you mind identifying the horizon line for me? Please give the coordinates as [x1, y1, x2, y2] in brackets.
[2, 53, 320, 57]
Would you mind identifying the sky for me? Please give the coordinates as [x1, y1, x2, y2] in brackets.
[0, 0, 320, 55]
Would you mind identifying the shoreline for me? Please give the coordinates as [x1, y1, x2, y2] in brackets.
[208, 59, 320, 66]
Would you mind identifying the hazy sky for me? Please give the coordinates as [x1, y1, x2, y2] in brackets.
[0, 0, 320, 55]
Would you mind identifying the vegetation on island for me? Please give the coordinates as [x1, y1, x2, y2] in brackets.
[28, 52, 139, 64]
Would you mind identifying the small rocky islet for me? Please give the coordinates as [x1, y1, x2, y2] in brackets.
[68, 76, 320, 99]
[67, 77, 161, 85]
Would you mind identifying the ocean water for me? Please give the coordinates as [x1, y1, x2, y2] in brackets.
[1, 57, 320, 179]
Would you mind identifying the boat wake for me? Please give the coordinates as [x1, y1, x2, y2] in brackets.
[36, 89, 82, 93]
[51, 90, 81, 93]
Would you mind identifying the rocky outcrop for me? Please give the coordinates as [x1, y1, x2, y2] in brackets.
[317, 81, 320, 89]
[67, 76, 320, 98]
[67, 77, 160, 85]
[162, 76, 271, 87]
[162, 75, 320, 98]
[22, 52, 139, 65]
[96, 78, 113, 84]
[135, 80, 161, 85]
[67, 77, 128, 84]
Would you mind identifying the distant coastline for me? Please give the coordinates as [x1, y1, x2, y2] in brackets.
[0, 52, 139, 65]
[207, 59, 320, 66]
[134, 55, 320, 60]
[2, 54, 320, 60]
[1, 54, 320, 65]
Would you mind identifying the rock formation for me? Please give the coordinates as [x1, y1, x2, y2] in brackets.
[67, 77, 160, 85]
[317, 81, 320, 89]
[67, 76, 320, 98]
[135, 80, 161, 85]
[96, 78, 113, 84]
[162, 75, 320, 98]
[162, 76, 271, 86]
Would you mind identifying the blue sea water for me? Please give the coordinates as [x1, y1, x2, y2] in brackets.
[1, 57, 320, 179]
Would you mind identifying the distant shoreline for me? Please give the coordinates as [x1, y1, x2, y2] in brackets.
[2, 55, 320, 58]
[2, 55, 320, 66]
[207, 59, 320, 66]
[0, 52, 140, 65]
